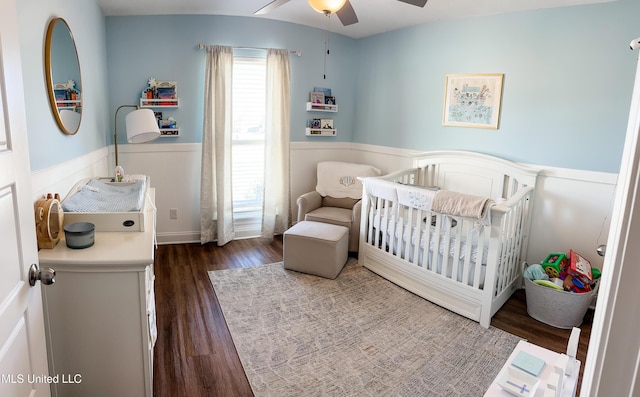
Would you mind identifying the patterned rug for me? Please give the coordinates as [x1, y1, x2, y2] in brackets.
[208, 259, 521, 396]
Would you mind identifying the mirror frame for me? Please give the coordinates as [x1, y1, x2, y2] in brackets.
[44, 17, 82, 135]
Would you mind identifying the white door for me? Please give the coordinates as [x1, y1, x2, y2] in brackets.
[0, 0, 51, 396]
[581, 42, 640, 396]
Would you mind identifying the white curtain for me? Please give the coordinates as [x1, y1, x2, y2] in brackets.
[200, 45, 235, 245]
[262, 49, 291, 238]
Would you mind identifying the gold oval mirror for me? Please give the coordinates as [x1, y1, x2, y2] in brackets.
[45, 18, 82, 135]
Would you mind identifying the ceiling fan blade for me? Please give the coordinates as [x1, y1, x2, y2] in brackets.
[397, 0, 428, 7]
[255, 0, 290, 15]
[336, 0, 358, 26]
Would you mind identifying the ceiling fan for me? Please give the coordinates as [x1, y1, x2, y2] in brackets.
[255, 0, 428, 27]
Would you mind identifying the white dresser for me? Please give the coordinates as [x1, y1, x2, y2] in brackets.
[38, 189, 157, 397]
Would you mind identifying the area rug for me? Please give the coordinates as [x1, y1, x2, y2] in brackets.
[208, 260, 521, 396]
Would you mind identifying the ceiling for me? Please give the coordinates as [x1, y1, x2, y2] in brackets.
[97, 0, 614, 39]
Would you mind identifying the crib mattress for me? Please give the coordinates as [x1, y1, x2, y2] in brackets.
[371, 213, 488, 288]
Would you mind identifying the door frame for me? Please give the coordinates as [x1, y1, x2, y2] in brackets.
[581, 42, 640, 396]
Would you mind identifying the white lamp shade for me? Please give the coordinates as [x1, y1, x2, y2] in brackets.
[125, 108, 161, 143]
[308, 0, 347, 13]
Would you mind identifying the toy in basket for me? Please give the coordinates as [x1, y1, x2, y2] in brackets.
[540, 253, 568, 278]
[563, 250, 594, 293]
[540, 250, 599, 293]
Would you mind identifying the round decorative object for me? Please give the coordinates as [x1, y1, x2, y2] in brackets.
[35, 195, 64, 249]
[64, 222, 95, 249]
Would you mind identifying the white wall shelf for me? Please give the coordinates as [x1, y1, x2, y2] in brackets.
[306, 102, 338, 112]
[140, 98, 179, 108]
[159, 128, 180, 137]
[56, 99, 81, 110]
[306, 128, 336, 136]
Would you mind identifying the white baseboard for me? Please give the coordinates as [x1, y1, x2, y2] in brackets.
[156, 231, 200, 245]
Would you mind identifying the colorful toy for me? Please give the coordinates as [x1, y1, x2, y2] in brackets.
[541, 253, 568, 278]
[568, 250, 593, 286]
[562, 273, 592, 293]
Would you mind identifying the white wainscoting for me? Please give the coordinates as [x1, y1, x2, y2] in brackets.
[32, 142, 616, 269]
[31, 147, 110, 201]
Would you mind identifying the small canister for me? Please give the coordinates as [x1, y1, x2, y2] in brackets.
[64, 222, 95, 249]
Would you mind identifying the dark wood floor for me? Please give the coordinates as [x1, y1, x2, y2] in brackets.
[152, 238, 592, 396]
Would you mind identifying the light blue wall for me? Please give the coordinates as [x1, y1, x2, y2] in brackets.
[17, 0, 109, 172]
[18, 0, 640, 174]
[105, 15, 357, 146]
[354, 0, 639, 172]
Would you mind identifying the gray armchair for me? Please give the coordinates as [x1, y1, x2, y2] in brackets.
[296, 161, 381, 252]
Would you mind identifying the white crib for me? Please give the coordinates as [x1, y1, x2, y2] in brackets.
[359, 151, 540, 328]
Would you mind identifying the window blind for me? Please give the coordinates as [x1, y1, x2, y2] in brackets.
[232, 56, 266, 236]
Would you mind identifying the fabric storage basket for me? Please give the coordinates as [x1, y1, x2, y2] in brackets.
[524, 277, 597, 329]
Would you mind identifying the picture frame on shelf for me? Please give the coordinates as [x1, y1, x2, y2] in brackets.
[442, 73, 504, 129]
[310, 92, 324, 105]
[156, 81, 177, 99]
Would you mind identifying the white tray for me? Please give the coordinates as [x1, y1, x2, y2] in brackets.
[497, 366, 540, 397]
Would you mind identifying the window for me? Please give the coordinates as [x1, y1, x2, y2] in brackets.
[232, 56, 266, 237]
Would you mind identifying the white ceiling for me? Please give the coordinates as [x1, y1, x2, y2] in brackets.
[97, 0, 614, 39]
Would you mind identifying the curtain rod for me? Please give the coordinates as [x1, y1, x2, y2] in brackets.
[197, 43, 301, 57]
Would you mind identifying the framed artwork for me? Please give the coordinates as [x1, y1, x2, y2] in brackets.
[442, 74, 504, 129]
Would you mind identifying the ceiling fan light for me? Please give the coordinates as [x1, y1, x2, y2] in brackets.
[308, 0, 347, 14]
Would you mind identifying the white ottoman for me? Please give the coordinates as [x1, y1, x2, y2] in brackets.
[283, 221, 349, 279]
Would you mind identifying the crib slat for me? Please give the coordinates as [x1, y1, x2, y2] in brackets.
[366, 197, 374, 245]
[450, 218, 463, 283]
[421, 211, 432, 269]
[381, 198, 390, 252]
[412, 208, 424, 266]
[373, 197, 382, 248]
[461, 222, 474, 286]
[430, 216, 442, 274]
[473, 228, 486, 290]
[388, 198, 398, 255]
[440, 216, 453, 277]
[396, 205, 407, 260]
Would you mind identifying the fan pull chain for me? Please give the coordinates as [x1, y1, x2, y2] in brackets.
[323, 12, 331, 79]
